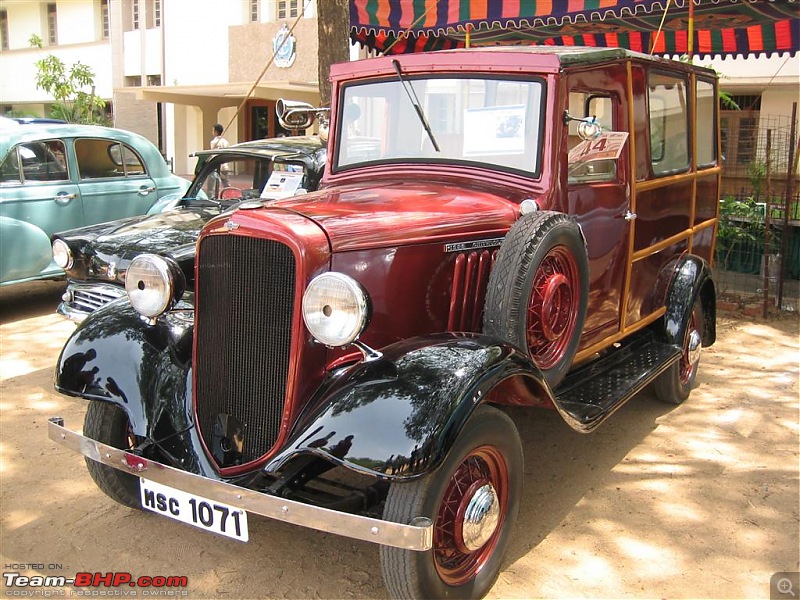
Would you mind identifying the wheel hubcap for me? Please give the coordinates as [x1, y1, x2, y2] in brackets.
[433, 447, 509, 586]
[540, 273, 570, 341]
[459, 483, 500, 551]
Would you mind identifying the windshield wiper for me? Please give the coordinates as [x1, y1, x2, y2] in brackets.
[392, 59, 440, 153]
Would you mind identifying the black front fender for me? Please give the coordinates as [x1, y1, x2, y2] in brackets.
[264, 333, 546, 481]
[55, 298, 194, 441]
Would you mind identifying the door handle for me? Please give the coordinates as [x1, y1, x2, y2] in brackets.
[138, 186, 156, 196]
[624, 210, 637, 221]
[54, 192, 77, 205]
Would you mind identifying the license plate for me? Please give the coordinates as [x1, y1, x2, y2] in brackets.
[140, 479, 249, 542]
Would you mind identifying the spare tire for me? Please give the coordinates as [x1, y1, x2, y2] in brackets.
[483, 211, 589, 388]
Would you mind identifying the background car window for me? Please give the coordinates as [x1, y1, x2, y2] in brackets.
[109, 143, 146, 175]
[1, 140, 68, 183]
[648, 72, 689, 175]
[75, 139, 146, 179]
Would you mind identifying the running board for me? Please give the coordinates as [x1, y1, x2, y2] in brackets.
[555, 333, 681, 432]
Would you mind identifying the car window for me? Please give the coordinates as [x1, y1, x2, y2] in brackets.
[75, 139, 147, 179]
[648, 72, 690, 176]
[567, 92, 617, 184]
[0, 140, 69, 184]
[193, 156, 307, 202]
[696, 78, 717, 168]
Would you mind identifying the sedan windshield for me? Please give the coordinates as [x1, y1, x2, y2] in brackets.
[335, 76, 544, 177]
[188, 156, 308, 203]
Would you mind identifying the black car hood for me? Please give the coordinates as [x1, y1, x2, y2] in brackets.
[58, 205, 223, 283]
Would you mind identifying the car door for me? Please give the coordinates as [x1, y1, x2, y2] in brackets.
[563, 67, 632, 351]
[74, 137, 158, 224]
[0, 138, 84, 283]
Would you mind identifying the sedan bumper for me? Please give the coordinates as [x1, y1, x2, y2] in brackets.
[47, 417, 434, 551]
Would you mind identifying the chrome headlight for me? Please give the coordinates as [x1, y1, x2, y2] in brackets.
[302, 272, 369, 347]
[52, 239, 73, 269]
[125, 254, 185, 320]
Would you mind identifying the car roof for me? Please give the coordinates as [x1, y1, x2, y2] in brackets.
[0, 123, 155, 159]
[192, 135, 326, 159]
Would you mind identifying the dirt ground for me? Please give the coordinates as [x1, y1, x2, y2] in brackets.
[1, 280, 798, 600]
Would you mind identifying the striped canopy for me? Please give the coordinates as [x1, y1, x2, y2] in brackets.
[350, 0, 799, 58]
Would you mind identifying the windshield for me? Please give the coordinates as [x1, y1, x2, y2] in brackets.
[335, 76, 544, 177]
[188, 155, 309, 203]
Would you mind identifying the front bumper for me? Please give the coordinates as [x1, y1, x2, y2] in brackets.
[48, 417, 433, 551]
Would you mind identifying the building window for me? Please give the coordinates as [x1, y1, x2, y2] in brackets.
[146, 0, 161, 28]
[277, 0, 300, 20]
[47, 3, 58, 45]
[1, 10, 8, 51]
[249, 0, 259, 22]
[101, 0, 109, 39]
[125, 75, 142, 87]
[133, 1, 139, 30]
[147, 74, 161, 86]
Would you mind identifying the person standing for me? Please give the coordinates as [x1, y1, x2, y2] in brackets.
[210, 123, 230, 187]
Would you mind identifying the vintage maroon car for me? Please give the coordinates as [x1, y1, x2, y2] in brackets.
[51, 47, 718, 599]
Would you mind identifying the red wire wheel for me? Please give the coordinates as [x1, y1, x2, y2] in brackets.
[526, 246, 581, 370]
[432, 445, 509, 586]
[380, 406, 523, 599]
[484, 211, 589, 388]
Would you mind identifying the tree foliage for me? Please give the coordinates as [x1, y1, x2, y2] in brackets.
[32, 42, 108, 124]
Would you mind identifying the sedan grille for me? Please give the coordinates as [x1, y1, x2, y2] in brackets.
[70, 284, 127, 314]
[195, 235, 296, 467]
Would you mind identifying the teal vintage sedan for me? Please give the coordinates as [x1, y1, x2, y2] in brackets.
[0, 123, 189, 285]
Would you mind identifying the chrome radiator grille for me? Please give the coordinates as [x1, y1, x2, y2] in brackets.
[195, 235, 296, 467]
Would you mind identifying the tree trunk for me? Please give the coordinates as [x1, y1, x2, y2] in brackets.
[316, 0, 350, 107]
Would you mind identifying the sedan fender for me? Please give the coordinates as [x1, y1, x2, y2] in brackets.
[264, 333, 551, 480]
[0, 216, 57, 283]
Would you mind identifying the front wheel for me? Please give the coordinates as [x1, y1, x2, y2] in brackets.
[653, 296, 704, 405]
[83, 401, 142, 509]
[380, 405, 523, 599]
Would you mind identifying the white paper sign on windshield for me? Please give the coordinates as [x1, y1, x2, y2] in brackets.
[260, 171, 305, 199]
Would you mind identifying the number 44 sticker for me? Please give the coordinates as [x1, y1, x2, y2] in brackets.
[568, 131, 630, 164]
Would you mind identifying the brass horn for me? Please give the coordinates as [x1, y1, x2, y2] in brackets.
[276, 99, 329, 131]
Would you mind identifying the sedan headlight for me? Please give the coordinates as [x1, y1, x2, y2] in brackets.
[52, 239, 73, 270]
[125, 254, 185, 321]
[302, 272, 369, 347]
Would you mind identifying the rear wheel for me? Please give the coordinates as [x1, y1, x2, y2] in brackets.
[83, 401, 142, 509]
[380, 406, 523, 599]
[654, 297, 704, 405]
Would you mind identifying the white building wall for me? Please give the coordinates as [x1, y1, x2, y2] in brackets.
[0, 0, 111, 109]
[0, 41, 112, 104]
[4, 1, 41, 49]
[56, 0, 98, 45]
[162, 0, 242, 86]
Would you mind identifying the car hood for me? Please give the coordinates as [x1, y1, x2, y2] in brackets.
[262, 180, 519, 252]
[58, 206, 221, 282]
